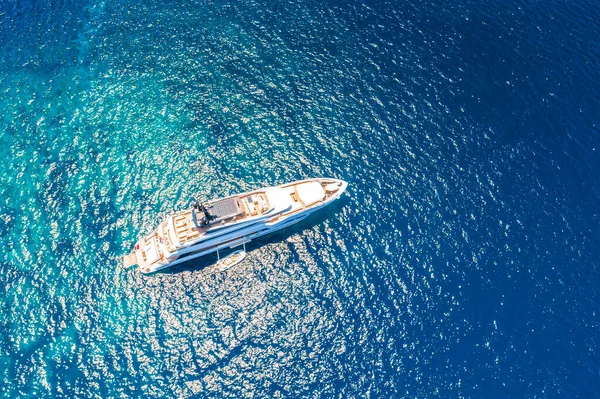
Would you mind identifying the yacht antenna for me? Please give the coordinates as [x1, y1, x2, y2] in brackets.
[193, 198, 216, 225]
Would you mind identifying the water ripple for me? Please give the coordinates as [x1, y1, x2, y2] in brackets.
[2, 0, 600, 397]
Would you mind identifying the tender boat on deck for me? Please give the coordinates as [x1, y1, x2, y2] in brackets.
[123, 178, 348, 274]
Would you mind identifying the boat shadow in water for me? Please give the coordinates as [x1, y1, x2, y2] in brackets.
[160, 197, 348, 275]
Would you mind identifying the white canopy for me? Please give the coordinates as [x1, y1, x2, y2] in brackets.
[296, 182, 325, 206]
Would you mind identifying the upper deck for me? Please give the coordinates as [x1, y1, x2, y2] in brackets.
[165, 191, 272, 249]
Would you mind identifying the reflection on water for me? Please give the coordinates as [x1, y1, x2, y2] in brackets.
[2, 0, 599, 397]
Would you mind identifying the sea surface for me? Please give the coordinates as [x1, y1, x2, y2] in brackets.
[1, 0, 600, 397]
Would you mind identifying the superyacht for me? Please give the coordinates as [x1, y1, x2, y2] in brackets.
[123, 178, 348, 273]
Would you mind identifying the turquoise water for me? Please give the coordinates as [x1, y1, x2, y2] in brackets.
[2, 0, 600, 397]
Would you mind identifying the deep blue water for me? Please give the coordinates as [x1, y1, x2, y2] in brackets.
[1, 0, 600, 397]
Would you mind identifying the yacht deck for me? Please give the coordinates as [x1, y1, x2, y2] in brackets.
[171, 192, 271, 247]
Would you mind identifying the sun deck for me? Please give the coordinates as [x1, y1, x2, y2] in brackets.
[270, 180, 344, 222]
[170, 192, 271, 247]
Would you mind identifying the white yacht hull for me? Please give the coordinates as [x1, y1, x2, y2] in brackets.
[126, 178, 348, 274]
